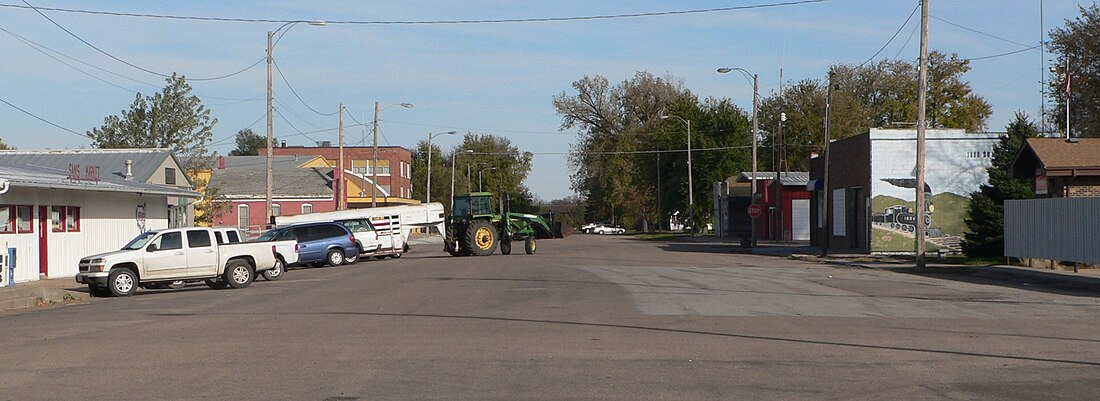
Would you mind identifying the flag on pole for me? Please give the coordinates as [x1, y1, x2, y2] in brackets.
[1066, 71, 1071, 96]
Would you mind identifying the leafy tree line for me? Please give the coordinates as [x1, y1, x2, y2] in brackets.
[557, 52, 993, 231]
[1048, 3, 1100, 137]
[411, 133, 536, 215]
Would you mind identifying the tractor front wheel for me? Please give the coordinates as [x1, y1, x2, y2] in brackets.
[465, 220, 497, 256]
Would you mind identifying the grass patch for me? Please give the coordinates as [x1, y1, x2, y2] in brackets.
[632, 232, 694, 240]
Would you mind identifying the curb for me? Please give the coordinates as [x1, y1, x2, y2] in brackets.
[0, 286, 91, 312]
[791, 254, 1100, 292]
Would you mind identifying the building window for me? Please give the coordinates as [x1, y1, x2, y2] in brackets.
[0, 205, 12, 233]
[65, 207, 80, 232]
[165, 167, 177, 185]
[51, 206, 63, 232]
[272, 204, 281, 217]
[16, 205, 33, 233]
[50, 206, 80, 232]
[399, 161, 405, 178]
[237, 205, 249, 229]
[301, 204, 313, 214]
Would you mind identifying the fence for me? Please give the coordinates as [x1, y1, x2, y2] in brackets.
[1004, 198, 1100, 264]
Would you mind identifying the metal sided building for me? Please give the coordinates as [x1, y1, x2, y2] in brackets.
[809, 128, 999, 253]
[0, 164, 197, 283]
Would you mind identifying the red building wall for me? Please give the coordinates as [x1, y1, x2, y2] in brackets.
[756, 179, 812, 241]
[211, 198, 336, 236]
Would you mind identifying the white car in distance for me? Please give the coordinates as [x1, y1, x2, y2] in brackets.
[592, 225, 626, 235]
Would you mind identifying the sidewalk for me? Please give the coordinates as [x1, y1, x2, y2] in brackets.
[0, 276, 91, 313]
[676, 235, 1100, 292]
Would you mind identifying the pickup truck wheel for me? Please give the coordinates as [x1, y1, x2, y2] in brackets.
[327, 249, 345, 267]
[525, 237, 536, 254]
[262, 258, 285, 281]
[88, 284, 112, 297]
[205, 278, 229, 289]
[224, 260, 255, 289]
[107, 268, 138, 297]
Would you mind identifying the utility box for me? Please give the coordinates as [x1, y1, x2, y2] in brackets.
[2, 247, 13, 287]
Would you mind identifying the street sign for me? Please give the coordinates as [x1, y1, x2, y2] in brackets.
[747, 203, 763, 218]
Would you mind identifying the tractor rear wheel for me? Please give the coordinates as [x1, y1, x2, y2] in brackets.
[465, 220, 497, 256]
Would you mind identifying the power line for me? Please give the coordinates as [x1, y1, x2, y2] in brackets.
[272, 59, 338, 116]
[20, 0, 266, 81]
[0, 94, 89, 139]
[273, 107, 319, 144]
[1, 24, 264, 102]
[893, 19, 920, 59]
[2, 1, 833, 25]
[0, 25, 140, 94]
[858, 4, 919, 67]
[930, 14, 1032, 48]
[274, 98, 327, 130]
[470, 145, 752, 156]
[966, 45, 1041, 62]
[383, 119, 571, 136]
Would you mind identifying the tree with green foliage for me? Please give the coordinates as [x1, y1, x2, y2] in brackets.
[457, 133, 535, 213]
[757, 51, 992, 171]
[555, 72, 723, 231]
[962, 112, 1039, 257]
[229, 128, 266, 156]
[88, 73, 218, 172]
[0, 137, 12, 150]
[1048, 3, 1100, 137]
[416, 133, 535, 214]
[410, 135, 455, 206]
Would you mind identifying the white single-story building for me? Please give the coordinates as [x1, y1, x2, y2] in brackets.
[0, 164, 198, 283]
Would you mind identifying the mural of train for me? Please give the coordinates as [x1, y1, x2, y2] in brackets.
[872, 180, 933, 234]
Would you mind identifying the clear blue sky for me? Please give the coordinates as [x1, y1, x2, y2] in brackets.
[0, 1, 1086, 201]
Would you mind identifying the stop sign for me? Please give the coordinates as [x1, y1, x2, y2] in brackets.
[747, 203, 763, 218]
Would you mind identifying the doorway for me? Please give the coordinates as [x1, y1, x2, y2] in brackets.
[38, 206, 48, 277]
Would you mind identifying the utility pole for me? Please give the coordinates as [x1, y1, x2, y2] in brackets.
[774, 68, 784, 241]
[751, 74, 759, 245]
[915, 0, 930, 268]
[338, 103, 345, 210]
[1065, 56, 1071, 140]
[371, 101, 380, 208]
[821, 72, 833, 256]
[265, 30, 275, 228]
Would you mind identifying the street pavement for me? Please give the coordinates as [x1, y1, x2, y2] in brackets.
[2, 234, 1100, 400]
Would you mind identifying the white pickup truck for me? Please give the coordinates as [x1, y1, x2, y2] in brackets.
[75, 227, 297, 297]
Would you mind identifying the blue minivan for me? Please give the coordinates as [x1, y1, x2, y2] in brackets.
[257, 222, 359, 267]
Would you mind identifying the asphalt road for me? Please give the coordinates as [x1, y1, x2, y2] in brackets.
[3, 235, 1100, 400]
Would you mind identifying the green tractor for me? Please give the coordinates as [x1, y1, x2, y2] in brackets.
[444, 192, 554, 256]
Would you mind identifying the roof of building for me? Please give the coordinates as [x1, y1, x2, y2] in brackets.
[1023, 137, 1100, 169]
[0, 164, 199, 198]
[209, 156, 333, 198]
[735, 171, 810, 186]
[0, 148, 190, 186]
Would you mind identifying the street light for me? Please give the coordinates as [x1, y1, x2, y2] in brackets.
[266, 20, 325, 228]
[658, 110, 693, 236]
[426, 131, 456, 203]
[370, 101, 414, 207]
[717, 67, 759, 245]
